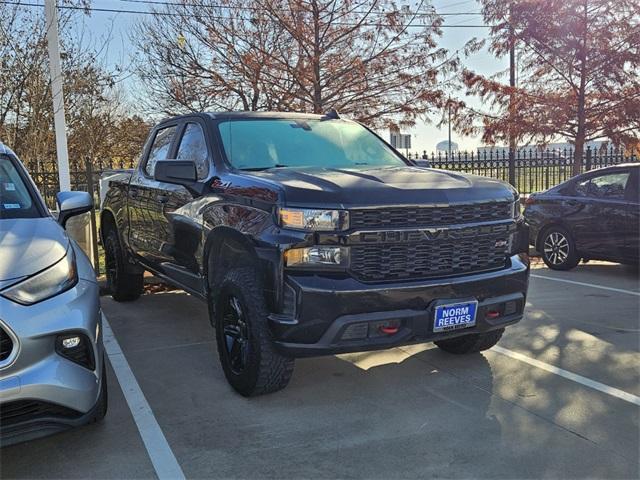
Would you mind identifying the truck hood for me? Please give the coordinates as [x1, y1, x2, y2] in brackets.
[250, 166, 517, 207]
[0, 217, 69, 284]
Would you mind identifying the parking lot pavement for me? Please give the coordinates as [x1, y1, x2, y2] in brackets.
[1, 361, 157, 479]
[2, 262, 639, 479]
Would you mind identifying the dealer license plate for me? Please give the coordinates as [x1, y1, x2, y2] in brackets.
[433, 301, 478, 333]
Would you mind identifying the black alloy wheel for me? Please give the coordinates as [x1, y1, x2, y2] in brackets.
[221, 295, 250, 375]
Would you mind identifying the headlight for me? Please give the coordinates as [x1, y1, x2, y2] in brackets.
[285, 246, 350, 268]
[1, 247, 78, 305]
[279, 208, 349, 231]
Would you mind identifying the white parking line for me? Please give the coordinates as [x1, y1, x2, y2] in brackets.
[531, 274, 640, 297]
[492, 345, 640, 406]
[102, 315, 186, 480]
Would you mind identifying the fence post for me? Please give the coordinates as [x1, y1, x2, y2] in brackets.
[585, 146, 592, 171]
[85, 158, 101, 276]
[508, 146, 516, 187]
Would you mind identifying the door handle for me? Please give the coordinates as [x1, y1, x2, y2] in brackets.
[156, 194, 169, 204]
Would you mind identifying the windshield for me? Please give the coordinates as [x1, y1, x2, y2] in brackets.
[0, 155, 42, 219]
[218, 118, 406, 171]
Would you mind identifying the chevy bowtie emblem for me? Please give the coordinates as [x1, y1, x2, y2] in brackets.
[494, 239, 508, 248]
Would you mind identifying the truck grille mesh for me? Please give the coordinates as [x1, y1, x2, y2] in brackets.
[0, 326, 13, 362]
[350, 234, 508, 282]
[349, 202, 511, 229]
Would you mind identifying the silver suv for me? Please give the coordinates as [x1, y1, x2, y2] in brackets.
[0, 143, 107, 446]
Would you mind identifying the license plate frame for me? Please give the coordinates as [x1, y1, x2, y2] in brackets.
[433, 300, 478, 333]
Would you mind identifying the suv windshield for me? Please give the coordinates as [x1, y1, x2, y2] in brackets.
[0, 155, 42, 219]
[218, 118, 406, 170]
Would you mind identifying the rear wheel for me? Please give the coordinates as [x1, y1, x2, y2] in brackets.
[540, 226, 580, 271]
[212, 268, 294, 397]
[435, 328, 504, 354]
[104, 229, 143, 302]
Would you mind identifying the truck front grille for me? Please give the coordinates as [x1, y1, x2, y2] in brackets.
[350, 202, 511, 229]
[0, 326, 13, 362]
[350, 233, 508, 282]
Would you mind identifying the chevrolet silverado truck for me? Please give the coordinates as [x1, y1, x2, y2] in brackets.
[100, 111, 530, 396]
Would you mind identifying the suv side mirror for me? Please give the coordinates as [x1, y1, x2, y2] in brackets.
[56, 191, 93, 228]
[154, 160, 206, 196]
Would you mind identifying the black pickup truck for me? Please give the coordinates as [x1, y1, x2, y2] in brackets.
[101, 111, 530, 396]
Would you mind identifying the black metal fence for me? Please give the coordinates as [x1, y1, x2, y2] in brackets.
[406, 146, 636, 196]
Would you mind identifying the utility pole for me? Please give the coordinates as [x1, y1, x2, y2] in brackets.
[448, 100, 452, 160]
[45, 0, 71, 192]
[508, 4, 517, 187]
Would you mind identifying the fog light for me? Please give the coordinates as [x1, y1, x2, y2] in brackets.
[62, 336, 81, 349]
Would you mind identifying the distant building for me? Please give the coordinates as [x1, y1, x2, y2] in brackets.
[477, 141, 607, 155]
[436, 140, 459, 152]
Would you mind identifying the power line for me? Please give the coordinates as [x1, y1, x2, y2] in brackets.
[0, 1, 491, 27]
[117, 0, 483, 16]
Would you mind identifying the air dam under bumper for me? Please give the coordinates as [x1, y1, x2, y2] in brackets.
[269, 254, 529, 357]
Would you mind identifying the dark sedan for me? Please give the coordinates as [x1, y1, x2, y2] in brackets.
[524, 163, 639, 270]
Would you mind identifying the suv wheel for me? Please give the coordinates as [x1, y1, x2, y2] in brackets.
[435, 328, 505, 354]
[104, 229, 143, 302]
[540, 226, 580, 271]
[212, 268, 294, 397]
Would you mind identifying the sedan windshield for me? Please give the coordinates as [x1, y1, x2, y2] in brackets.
[218, 118, 406, 171]
[0, 155, 42, 219]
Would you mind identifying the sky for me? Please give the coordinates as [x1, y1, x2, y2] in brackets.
[68, 0, 506, 153]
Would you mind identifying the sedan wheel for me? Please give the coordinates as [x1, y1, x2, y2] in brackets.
[540, 226, 580, 271]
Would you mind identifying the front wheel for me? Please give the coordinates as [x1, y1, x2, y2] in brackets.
[435, 328, 505, 354]
[540, 226, 580, 271]
[212, 268, 294, 397]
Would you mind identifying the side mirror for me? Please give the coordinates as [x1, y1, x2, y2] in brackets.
[56, 191, 93, 228]
[154, 160, 206, 196]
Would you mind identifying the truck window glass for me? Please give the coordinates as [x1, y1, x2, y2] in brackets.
[176, 123, 210, 180]
[218, 119, 406, 170]
[145, 125, 177, 177]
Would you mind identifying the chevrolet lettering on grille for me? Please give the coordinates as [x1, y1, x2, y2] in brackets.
[350, 223, 515, 245]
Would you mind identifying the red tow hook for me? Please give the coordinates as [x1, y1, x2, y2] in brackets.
[380, 325, 399, 335]
[486, 310, 501, 319]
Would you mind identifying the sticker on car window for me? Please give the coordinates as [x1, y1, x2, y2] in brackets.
[3, 203, 21, 209]
[4, 183, 15, 191]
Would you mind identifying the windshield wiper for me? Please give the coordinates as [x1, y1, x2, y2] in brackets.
[240, 164, 289, 171]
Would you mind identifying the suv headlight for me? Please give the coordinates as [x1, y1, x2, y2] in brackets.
[285, 246, 350, 268]
[1, 247, 78, 305]
[279, 208, 349, 231]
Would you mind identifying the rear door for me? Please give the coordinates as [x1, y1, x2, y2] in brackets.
[144, 119, 213, 287]
[569, 170, 631, 260]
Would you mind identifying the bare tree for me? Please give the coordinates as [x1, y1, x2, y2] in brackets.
[132, 0, 459, 128]
[460, 0, 640, 173]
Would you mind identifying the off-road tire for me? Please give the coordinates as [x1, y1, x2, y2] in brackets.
[212, 268, 294, 397]
[539, 225, 580, 271]
[104, 229, 143, 302]
[435, 328, 505, 354]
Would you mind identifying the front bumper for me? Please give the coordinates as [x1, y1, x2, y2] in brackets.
[0, 279, 104, 446]
[269, 254, 529, 357]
